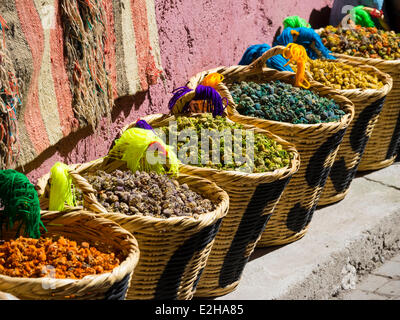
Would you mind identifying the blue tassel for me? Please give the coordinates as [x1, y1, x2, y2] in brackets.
[239, 44, 294, 72]
[273, 27, 336, 60]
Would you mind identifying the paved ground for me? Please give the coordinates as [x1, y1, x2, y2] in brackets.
[340, 254, 400, 300]
[218, 161, 400, 300]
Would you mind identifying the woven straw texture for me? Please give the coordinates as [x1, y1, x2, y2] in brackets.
[37, 160, 229, 300]
[185, 45, 354, 247]
[132, 113, 300, 297]
[315, 28, 400, 171]
[314, 60, 393, 205]
[0, 209, 140, 300]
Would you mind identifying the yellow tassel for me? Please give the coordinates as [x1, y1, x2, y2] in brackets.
[108, 127, 180, 176]
[48, 162, 75, 211]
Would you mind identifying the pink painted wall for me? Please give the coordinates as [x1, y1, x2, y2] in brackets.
[24, 0, 333, 183]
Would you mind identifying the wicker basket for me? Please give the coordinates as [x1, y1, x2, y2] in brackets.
[309, 59, 392, 205]
[316, 27, 400, 171]
[37, 161, 229, 300]
[0, 291, 19, 300]
[129, 113, 300, 297]
[189, 45, 354, 247]
[0, 209, 140, 300]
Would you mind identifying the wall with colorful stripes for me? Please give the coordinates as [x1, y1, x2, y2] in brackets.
[1, 0, 162, 168]
[12, 0, 333, 182]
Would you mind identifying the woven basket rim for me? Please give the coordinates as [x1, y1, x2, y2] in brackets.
[334, 52, 400, 67]
[0, 209, 139, 292]
[133, 113, 301, 181]
[37, 160, 229, 233]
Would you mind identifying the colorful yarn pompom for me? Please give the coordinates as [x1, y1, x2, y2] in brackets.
[238, 43, 294, 72]
[282, 43, 310, 89]
[108, 127, 180, 176]
[283, 16, 311, 29]
[274, 27, 336, 60]
[135, 119, 155, 132]
[168, 74, 227, 118]
[48, 162, 76, 211]
[193, 84, 227, 117]
[0, 170, 46, 239]
[168, 86, 193, 113]
[200, 73, 224, 88]
[351, 5, 376, 28]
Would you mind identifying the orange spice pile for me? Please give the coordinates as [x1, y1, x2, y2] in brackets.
[0, 236, 120, 279]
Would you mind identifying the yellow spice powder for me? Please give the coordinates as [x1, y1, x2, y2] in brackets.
[291, 59, 384, 90]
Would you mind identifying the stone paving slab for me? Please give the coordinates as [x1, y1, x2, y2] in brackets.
[342, 254, 400, 300]
[218, 163, 400, 300]
[342, 290, 387, 300]
[356, 275, 389, 292]
[376, 280, 400, 297]
[392, 255, 400, 263]
[372, 261, 400, 279]
[361, 162, 400, 189]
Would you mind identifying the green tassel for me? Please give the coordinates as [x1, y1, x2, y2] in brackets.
[0, 170, 46, 239]
[283, 16, 311, 29]
[351, 6, 376, 28]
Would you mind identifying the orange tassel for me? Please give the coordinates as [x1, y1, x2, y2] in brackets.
[200, 73, 224, 89]
[283, 43, 310, 89]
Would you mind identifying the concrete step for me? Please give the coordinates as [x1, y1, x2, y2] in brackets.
[218, 162, 400, 300]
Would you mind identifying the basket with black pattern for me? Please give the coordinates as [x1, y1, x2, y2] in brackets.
[316, 26, 400, 171]
[0, 209, 140, 300]
[129, 113, 300, 298]
[305, 60, 393, 205]
[37, 159, 229, 300]
[184, 46, 354, 247]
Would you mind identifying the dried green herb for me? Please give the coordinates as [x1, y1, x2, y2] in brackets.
[231, 80, 345, 124]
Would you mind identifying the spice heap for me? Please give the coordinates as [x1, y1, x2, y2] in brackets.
[0, 236, 120, 279]
[230, 80, 345, 124]
[82, 170, 215, 218]
[159, 115, 292, 173]
[292, 59, 384, 90]
[319, 25, 400, 60]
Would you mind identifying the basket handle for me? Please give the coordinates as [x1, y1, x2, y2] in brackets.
[246, 44, 312, 89]
[245, 45, 287, 73]
[339, 8, 389, 31]
[357, 6, 389, 30]
[67, 167, 109, 214]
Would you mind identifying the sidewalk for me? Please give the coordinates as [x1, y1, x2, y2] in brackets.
[218, 162, 400, 300]
[340, 253, 400, 300]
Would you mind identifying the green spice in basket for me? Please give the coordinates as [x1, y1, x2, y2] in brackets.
[230, 80, 345, 124]
[158, 115, 292, 173]
[319, 25, 400, 60]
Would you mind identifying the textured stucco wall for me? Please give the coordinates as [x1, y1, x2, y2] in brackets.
[24, 0, 333, 183]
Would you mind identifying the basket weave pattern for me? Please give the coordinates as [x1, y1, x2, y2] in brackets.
[136, 113, 300, 297]
[317, 60, 393, 205]
[315, 28, 400, 171]
[193, 46, 354, 247]
[0, 210, 140, 300]
[334, 54, 400, 171]
[37, 159, 229, 300]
